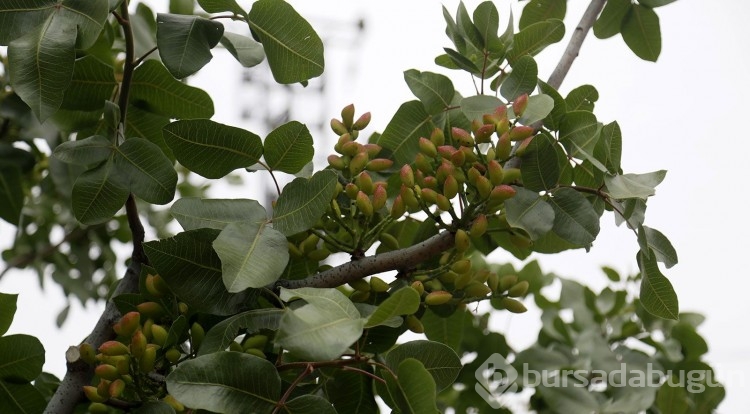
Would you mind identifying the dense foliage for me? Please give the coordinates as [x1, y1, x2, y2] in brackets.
[0, 0, 723, 413]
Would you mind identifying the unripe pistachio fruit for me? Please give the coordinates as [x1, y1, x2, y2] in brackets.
[500, 297, 527, 313]
[425, 290, 453, 306]
[512, 93, 529, 117]
[341, 103, 355, 128]
[352, 111, 371, 130]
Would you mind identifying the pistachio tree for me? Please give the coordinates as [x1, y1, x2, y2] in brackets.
[0, 0, 722, 413]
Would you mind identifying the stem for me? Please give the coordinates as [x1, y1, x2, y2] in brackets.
[133, 46, 158, 66]
[117, 1, 135, 130]
[257, 161, 282, 196]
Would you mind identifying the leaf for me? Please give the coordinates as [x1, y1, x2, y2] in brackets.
[537, 381, 602, 413]
[508, 19, 565, 62]
[500, 55, 538, 101]
[504, 186, 555, 240]
[622, 4, 661, 62]
[520, 133, 560, 192]
[421, 308, 466, 352]
[272, 170, 337, 236]
[163, 119, 263, 179]
[641, 226, 678, 268]
[61, 56, 117, 111]
[0, 1, 108, 48]
[473, 1, 499, 48]
[0, 335, 45, 382]
[197, 0, 247, 17]
[442, 47, 480, 74]
[604, 170, 667, 199]
[403, 70, 455, 115]
[263, 121, 314, 174]
[130, 60, 214, 119]
[72, 159, 130, 225]
[595, 121, 623, 174]
[538, 80, 566, 129]
[655, 377, 691, 414]
[365, 287, 420, 328]
[247, 0, 324, 84]
[385, 340, 461, 392]
[593, 0, 631, 39]
[565, 84, 598, 112]
[460, 95, 504, 124]
[559, 111, 600, 160]
[0, 165, 24, 225]
[638, 251, 679, 320]
[377, 101, 433, 167]
[220, 32, 265, 68]
[143, 229, 254, 315]
[284, 395, 338, 414]
[156, 14, 224, 79]
[520, 0, 567, 30]
[0, 293, 17, 336]
[166, 352, 280, 413]
[548, 188, 600, 246]
[125, 106, 173, 161]
[519, 94, 554, 125]
[640, 0, 679, 7]
[54, 136, 114, 167]
[114, 138, 177, 204]
[392, 359, 439, 414]
[214, 221, 289, 291]
[325, 370, 378, 414]
[171, 197, 267, 231]
[277, 287, 365, 361]
[198, 309, 283, 356]
[0, 381, 47, 414]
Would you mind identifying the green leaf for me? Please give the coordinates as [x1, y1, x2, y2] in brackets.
[442, 47, 481, 74]
[0, 165, 24, 225]
[365, 287, 420, 328]
[272, 170, 338, 236]
[520, 133, 560, 192]
[604, 170, 667, 199]
[170, 0, 194, 15]
[130, 60, 214, 119]
[163, 119, 263, 179]
[214, 221, 289, 291]
[638, 251, 679, 320]
[460, 95, 504, 124]
[171, 197, 267, 231]
[385, 341, 461, 392]
[0, 1, 108, 48]
[593, 0, 631, 39]
[520, 0, 567, 30]
[378, 101, 433, 167]
[277, 287, 365, 361]
[8, 18, 76, 121]
[504, 186, 555, 240]
[0, 381, 47, 414]
[143, 229, 254, 315]
[548, 188, 600, 246]
[595, 121, 623, 174]
[559, 111, 600, 160]
[500, 55, 538, 101]
[198, 0, 247, 17]
[565, 85, 598, 112]
[125, 106, 173, 161]
[61, 56, 117, 111]
[537, 380, 602, 413]
[404, 70, 455, 115]
[392, 359, 439, 414]
[519, 94, 554, 125]
[508, 19, 565, 62]
[538, 80, 566, 129]
[114, 138, 177, 204]
[72, 159, 129, 225]
[263, 121, 314, 174]
[640, 0, 679, 7]
[421, 308, 466, 352]
[284, 395, 338, 414]
[166, 352, 280, 413]
[671, 323, 708, 361]
[0, 293, 17, 336]
[325, 370, 378, 414]
[247, 0, 324, 84]
[622, 4, 661, 62]
[198, 309, 283, 356]
[0, 335, 45, 382]
[455, 2, 484, 51]
[220, 32, 265, 68]
[156, 14, 224, 79]
[641, 226, 678, 268]
[473, 1, 500, 48]
[655, 377, 691, 414]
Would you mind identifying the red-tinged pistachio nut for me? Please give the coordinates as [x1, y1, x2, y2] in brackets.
[341, 103, 355, 128]
[436, 194, 452, 211]
[414, 153, 434, 174]
[372, 185, 387, 211]
[436, 160, 455, 183]
[130, 330, 147, 359]
[499, 275, 519, 292]
[423, 175, 438, 189]
[430, 127, 445, 146]
[117, 311, 141, 338]
[109, 379, 126, 398]
[460, 146, 477, 163]
[420, 188, 438, 204]
[509, 125, 534, 141]
[165, 348, 181, 364]
[425, 290, 453, 306]
[467, 167, 481, 185]
[99, 341, 129, 357]
[370, 276, 390, 293]
[352, 111, 371, 130]
[79, 343, 97, 365]
[470, 214, 488, 238]
[514, 136, 534, 157]
[136, 302, 165, 320]
[391, 195, 406, 219]
[405, 314, 424, 333]
[494, 105, 508, 118]
[508, 280, 530, 297]
[379, 233, 400, 250]
[500, 297, 527, 313]
[437, 145, 457, 159]
[443, 175, 459, 199]
[349, 151, 369, 175]
[400, 165, 415, 188]
[476, 176, 492, 199]
[139, 346, 156, 373]
[345, 183, 359, 199]
[163, 395, 185, 412]
[454, 271, 473, 290]
[349, 289, 370, 302]
[83, 385, 107, 403]
[496, 132, 512, 159]
[356, 191, 374, 217]
[95, 364, 120, 381]
[366, 158, 393, 172]
[512, 93, 529, 117]
[96, 379, 110, 398]
[357, 171, 374, 194]
[487, 272, 500, 292]
[483, 113, 501, 125]
[245, 348, 266, 358]
[455, 229, 471, 252]
[496, 118, 510, 136]
[471, 118, 483, 134]
[418, 137, 438, 158]
[450, 148, 466, 167]
[331, 118, 348, 136]
[488, 160, 504, 186]
[451, 127, 472, 147]
[363, 143, 382, 158]
[327, 154, 346, 170]
[191, 322, 205, 350]
[150, 324, 168, 347]
[335, 133, 352, 152]
[451, 259, 472, 275]
[475, 124, 495, 143]
[501, 168, 521, 184]
[410, 281, 425, 295]
[490, 185, 517, 204]
[341, 140, 361, 157]
[464, 282, 492, 298]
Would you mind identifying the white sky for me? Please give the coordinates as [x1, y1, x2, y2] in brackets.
[1, 0, 748, 411]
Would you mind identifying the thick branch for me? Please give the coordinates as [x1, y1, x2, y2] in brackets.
[275, 231, 455, 289]
[117, 1, 135, 129]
